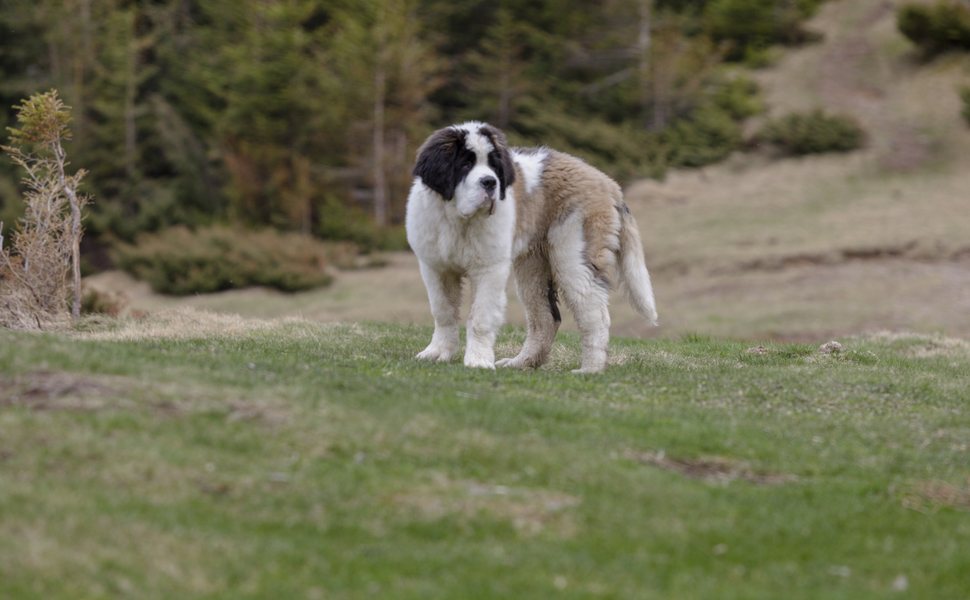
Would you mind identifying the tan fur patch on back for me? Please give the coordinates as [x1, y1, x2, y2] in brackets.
[514, 151, 624, 276]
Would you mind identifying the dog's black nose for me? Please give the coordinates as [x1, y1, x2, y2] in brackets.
[480, 175, 497, 193]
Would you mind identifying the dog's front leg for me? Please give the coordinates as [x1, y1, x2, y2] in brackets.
[464, 264, 510, 369]
[416, 261, 462, 362]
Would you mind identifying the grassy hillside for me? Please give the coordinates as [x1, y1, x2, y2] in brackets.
[624, 0, 970, 340]
[85, 0, 970, 342]
[2, 314, 968, 598]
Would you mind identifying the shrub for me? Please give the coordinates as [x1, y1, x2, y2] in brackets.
[1, 90, 88, 329]
[757, 110, 865, 156]
[318, 197, 409, 252]
[897, 2, 970, 56]
[663, 104, 744, 168]
[80, 284, 127, 316]
[114, 226, 334, 295]
[662, 77, 762, 168]
[704, 0, 824, 61]
[961, 86, 970, 125]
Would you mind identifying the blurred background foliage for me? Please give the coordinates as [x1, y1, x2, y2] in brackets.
[0, 0, 832, 263]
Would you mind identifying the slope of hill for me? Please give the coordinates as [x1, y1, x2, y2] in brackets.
[87, 0, 970, 341]
[624, 0, 970, 340]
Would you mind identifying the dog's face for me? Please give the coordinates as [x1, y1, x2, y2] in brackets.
[413, 122, 516, 219]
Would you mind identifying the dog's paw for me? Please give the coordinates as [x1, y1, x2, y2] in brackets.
[570, 366, 605, 375]
[496, 355, 537, 369]
[416, 344, 456, 362]
[464, 352, 496, 370]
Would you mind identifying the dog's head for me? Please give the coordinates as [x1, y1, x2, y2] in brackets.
[412, 122, 516, 218]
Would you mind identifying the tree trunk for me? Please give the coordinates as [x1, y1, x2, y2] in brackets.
[55, 143, 83, 321]
[638, 0, 653, 130]
[75, 0, 92, 147]
[124, 9, 138, 186]
[373, 18, 388, 228]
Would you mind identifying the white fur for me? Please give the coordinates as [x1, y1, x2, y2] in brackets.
[453, 123, 499, 219]
[619, 212, 659, 326]
[548, 211, 613, 373]
[512, 148, 547, 194]
[406, 123, 513, 369]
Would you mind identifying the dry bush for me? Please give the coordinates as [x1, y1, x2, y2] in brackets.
[113, 225, 335, 295]
[80, 284, 128, 317]
[1, 90, 88, 330]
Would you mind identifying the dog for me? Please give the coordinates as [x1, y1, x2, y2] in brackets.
[405, 122, 658, 373]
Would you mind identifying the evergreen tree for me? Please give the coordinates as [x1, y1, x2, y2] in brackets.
[329, 0, 440, 226]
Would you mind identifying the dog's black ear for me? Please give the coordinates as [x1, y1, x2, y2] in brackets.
[479, 124, 516, 200]
[413, 128, 464, 201]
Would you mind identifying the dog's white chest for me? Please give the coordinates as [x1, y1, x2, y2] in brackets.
[406, 186, 515, 272]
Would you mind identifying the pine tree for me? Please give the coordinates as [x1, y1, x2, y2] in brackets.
[330, 0, 440, 226]
[465, 6, 531, 130]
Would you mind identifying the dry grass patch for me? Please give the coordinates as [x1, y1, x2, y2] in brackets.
[900, 479, 970, 513]
[73, 308, 316, 342]
[860, 331, 970, 358]
[392, 473, 581, 538]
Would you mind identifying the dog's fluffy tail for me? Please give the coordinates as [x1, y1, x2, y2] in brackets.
[617, 208, 659, 326]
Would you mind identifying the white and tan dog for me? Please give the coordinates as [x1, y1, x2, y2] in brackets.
[405, 122, 658, 373]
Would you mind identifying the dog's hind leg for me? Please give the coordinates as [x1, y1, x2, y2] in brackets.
[496, 252, 560, 369]
[416, 260, 462, 362]
[549, 210, 617, 373]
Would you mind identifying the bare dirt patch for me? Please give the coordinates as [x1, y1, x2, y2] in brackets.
[626, 450, 796, 485]
[0, 371, 118, 411]
[727, 242, 970, 275]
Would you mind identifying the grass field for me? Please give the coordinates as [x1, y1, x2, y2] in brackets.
[2, 313, 968, 598]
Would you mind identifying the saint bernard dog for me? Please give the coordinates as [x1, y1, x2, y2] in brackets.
[405, 121, 658, 373]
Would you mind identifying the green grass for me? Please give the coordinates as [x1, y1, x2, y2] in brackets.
[1, 318, 969, 598]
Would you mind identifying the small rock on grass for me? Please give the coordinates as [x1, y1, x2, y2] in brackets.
[819, 340, 844, 354]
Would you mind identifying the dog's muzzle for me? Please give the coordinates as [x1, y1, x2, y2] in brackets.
[480, 175, 498, 215]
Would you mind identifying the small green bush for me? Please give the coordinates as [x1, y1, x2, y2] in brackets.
[318, 197, 409, 252]
[704, 0, 824, 61]
[897, 2, 970, 56]
[114, 226, 334, 295]
[661, 76, 762, 168]
[961, 86, 970, 125]
[663, 104, 744, 168]
[757, 110, 865, 156]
